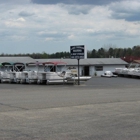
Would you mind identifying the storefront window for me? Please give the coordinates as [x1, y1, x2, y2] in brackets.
[95, 66, 103, 71]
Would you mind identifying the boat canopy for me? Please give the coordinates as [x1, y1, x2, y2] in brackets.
[1, 62, 14, 66]
[42, 61, 67, 66]
[26, 62, 43, 66]
[13, 62, 25, 65]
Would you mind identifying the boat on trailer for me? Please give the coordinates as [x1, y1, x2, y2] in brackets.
[115, 60, 140, 78]
[9, 62, 25, 83]
[0, 61, 91, 85]
[0, 63, 2, 83]
[43, 61, 75, 84]
[0, 62, 13, 83]
[24, 62, 40, 84]
[19, 71, 28, 84]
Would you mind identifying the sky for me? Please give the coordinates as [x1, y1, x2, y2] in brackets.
[0, 0, 140, 54]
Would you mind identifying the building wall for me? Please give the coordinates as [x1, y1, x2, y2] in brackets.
[90, 65, 126, 76]
[66, 64, 126, 77]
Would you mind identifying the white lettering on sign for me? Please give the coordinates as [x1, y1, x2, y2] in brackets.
[73, 50, 82, 52]
[77, 53, 84, 55]
[70, 46, 84, 51]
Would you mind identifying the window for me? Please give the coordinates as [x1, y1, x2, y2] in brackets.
[95, 66, 103, 71]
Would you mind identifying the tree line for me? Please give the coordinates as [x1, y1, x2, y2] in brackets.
[1, 45, 140, 62]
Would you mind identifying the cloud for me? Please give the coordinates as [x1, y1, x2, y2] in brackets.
[0, 0, 30, 4]
[109, 0, 140, 21]
[68, 34, 76, 40]
[37, 31, 68, 41]
[1, 0, 140, 54]
[0, 0, 31, 6]
[0, 30, 11, 38]
[19, 11, 35, 17]
[4, 18, 26, 28]
[17, 17, 26, 22]
[0, 28, 27, 41]
[45, 38, 54, 41]
[5, 21, 24, 28]
[62, 5, 92, 15]
[31, 0, 122, 5]
[111, 12, 140, 21]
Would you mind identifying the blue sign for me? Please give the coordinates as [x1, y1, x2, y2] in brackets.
[70, 45, 85, 59]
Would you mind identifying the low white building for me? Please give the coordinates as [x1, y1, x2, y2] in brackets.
[35, 58, 128, 76]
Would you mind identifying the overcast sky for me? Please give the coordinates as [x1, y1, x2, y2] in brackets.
[0, 0, 140, 54]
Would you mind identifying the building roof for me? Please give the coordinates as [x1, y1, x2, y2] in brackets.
[0, 57, 35, 63]
[35, 58, 128, 65]
[0, 57, 128, 66]
[42, 61, 67, 66]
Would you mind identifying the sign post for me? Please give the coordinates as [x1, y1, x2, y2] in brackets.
[77, 58, 80, 85]
[70, 45, 86, 85]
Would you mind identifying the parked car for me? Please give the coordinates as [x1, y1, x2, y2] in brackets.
[101, 71, 118, 78]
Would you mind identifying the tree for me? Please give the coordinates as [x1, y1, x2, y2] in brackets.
[108, 48, 114, 58]
[91, 49, 97, 58]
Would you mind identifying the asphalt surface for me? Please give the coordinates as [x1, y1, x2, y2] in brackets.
[0, 77, 140, 140]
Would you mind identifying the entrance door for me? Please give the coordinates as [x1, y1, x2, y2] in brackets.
[84, 66, 89, 76]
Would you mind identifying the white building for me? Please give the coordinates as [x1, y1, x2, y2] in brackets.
[0, 57, 127, 76]
[35, 58, 128, 76]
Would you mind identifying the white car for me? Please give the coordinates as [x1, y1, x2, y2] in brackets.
[101, 71, 118, 78]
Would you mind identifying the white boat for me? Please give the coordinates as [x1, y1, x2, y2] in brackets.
[8, 71, 16, 83]
[37, 72, 46, 84]
[1, 70, 11, 83]
[127, 68, 135, 76]
[115, 68, 123, 74]
[133, 68, 140, 77]
[43, 61, 75, 84]
[0, 62, 26, 83]
[101, 71, 118, 78]
[25, 62, 40, 84]
[115, 61, 140, 78]
[19, 71, 28, 84]
[115, 68, 128, 75]
[26, 70, 38, 84]
[24, 62, 46, 84]
[13, 63, 25, 83]
[71, 76, 91, 81]
[0, 63, 1, 83]
[0, 61, 91, 85]
[0, 62, 13, 83]
[0, 71, 2, 83]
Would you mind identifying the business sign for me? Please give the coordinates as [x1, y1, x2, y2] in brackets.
[70, 45, 86, 59]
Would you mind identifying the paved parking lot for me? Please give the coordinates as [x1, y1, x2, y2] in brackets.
[0, 77, 140, 140]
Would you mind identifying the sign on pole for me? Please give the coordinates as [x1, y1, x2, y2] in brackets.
[70, 45, 86, 59]
[70, 45, 86, 85]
